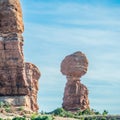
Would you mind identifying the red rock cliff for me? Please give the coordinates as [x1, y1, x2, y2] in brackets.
[0, 0, 40, 112]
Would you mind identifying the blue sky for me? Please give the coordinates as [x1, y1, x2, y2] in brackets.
[20, 0, 120, 114]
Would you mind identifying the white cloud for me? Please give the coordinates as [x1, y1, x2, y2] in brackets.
[86, 68, 120, 83]
[24, 23, 120, 47]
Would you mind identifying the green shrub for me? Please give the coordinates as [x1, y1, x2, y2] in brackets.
[49, 107, 103, 119]
[84, 117, 99, 120]
[76, 111, 83, 116]
[80, 118, 84, 120]
[12, 117, 26, 120]
[31, 115, 54, 120]
[0, 101, 11, 108]
[48, 108, 110, 119]
[94, 111, 100, 115]
[50, 108, 65, 115]
[102, 110, 108, 116]
[101, 117, 107, 120]
[5, 118, 11, 120]
[49, 108, 75, 118]
[0, 102, 4, 108]
[64, 111, 74, 118]
[18, 106, 24, 111]
[31, 113, 39, 120]
[75, 108, 96, 116]
[0, 118, 3, 120]
[82, 108, 95, 115]
[91, 109, 101, 115]
[84, 118, 91, 120]
[5, 107, 11, 113]
[4, 101, 11, 108]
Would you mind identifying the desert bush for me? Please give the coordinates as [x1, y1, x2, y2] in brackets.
[102, 110, 108, 116]
[49, 108, 64, 116]
[49, 107, 104, 119]
[49, 108, 74, 118]
[12, 117, 26, 120]
[101, 117, 107, 120]
[82, 108, 96, 115]
[31, 115, 54, 120]
[50, 108, 65, 116]
[5, 107, 11, 113]
[5, 118, 11, 120]
[4, 101, 11, 108]
[0, 102, 4, 108]
[75, 108, 99, 117]
[94, 111, 100, 115]
[0, 101, 11, 108]
[18, 106, 24, 111]
[31, 113, 39, 120]
[84, 118, 92, 120]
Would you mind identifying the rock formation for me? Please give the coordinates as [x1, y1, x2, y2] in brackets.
[0, 0, 40, 112]
[61, 51, 89, 111]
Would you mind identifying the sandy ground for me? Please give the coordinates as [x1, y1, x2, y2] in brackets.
[0, 113, 22, 119]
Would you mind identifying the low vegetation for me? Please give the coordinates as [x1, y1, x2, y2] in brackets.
[0, 104, 119, 120]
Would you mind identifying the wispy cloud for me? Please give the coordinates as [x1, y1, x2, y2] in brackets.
[21, 0, 120, 114]
[23, 2, 120, 26]
[24, 23, 120, 47]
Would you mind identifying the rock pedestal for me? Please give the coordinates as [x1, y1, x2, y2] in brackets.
[0, 0, 40, 112]
[61, 51, 89, 111]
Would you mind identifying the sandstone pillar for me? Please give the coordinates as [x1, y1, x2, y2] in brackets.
[61, 51, 89, 111]
[0, 0, 40, 112]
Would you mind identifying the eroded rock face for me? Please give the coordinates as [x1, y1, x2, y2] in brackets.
[25, 63, 40, 111]
[61, 51, 89, 111]
[0, 0, 27, 96]
[0, 0, 40, 112]
[0, 0, 24, 33]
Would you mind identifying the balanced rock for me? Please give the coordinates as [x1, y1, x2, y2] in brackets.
[61, 51, 89, 111]
[0, 0, 40, 112]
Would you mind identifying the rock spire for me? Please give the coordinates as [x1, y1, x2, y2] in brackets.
[0, 0, 40, 112]
[61, 51, 89, 111]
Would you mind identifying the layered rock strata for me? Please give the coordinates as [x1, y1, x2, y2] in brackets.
[61, 51, 89, 111]
[0, 0, 40, 112]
